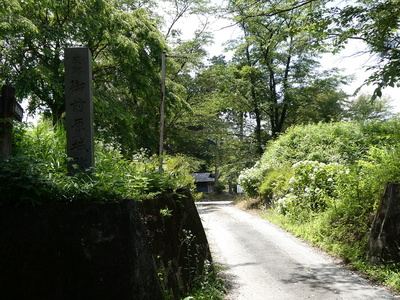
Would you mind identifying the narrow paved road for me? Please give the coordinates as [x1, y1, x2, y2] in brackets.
[197, 202, 398, 300]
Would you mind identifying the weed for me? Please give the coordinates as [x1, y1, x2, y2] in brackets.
[160, 207, 173, 217]
[182, 261, 225, 300]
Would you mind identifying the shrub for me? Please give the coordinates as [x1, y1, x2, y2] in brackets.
[277, 161, 347, 214]
[242, 119, 400, 267]
[0, 156, 60, 206]
[0, 121, 197, 206]
[214, 183, 225, 194]
[259, 164, 293, 205]
[238, 162, 269, 197]
[260, 120, 400, 167]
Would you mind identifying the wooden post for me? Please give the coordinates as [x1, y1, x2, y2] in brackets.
[159, 52, 166, 173]
[158, 52, 187, 173]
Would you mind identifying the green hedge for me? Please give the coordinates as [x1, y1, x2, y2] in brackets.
[239, 119, 400, 263]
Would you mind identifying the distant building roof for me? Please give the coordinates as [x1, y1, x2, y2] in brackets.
[192, 172, 215, 183]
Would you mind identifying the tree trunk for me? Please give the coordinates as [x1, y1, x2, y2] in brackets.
[244, 40, 263, 156]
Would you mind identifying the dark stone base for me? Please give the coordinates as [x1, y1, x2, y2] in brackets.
[368, 182, 400, 264]
[138, 191, 212, 298]
[0, 192, 211, 300]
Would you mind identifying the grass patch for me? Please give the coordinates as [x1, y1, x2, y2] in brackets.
[183, 262, 226, 300]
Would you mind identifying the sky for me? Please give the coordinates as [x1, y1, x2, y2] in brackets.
[176, 11, 400, 113]
[22, 3, 400, 123]
[320, 39, 400, 112]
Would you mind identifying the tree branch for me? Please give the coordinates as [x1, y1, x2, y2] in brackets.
[238, 0, 318, 21]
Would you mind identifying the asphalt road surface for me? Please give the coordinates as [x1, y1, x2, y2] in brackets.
[197, 201, 398, 300]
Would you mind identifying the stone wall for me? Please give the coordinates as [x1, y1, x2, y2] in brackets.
[368, 182, 400, 264]
[138, 190, 212, 298]
[0, 192, 211, 299]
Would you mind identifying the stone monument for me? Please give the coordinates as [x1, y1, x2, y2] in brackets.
[368, 182, 400, 264]
[64, 48, 94, 174]
[0, 85, 23, 160]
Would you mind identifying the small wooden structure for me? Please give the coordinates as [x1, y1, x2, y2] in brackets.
[193, 172, 215, 193]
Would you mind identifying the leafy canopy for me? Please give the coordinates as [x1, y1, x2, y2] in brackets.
[0, 0, 166, 154]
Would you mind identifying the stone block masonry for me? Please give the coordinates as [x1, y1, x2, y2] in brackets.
[368, 182, 400, 264]
[0, 191, 211, 300]
[0, 200, 162, 299]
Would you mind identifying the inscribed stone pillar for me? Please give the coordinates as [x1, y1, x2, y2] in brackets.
[64, 48, 94, 174]
[0, 86, 15, 160]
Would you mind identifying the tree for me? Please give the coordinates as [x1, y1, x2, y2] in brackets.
[330, 0, 400, 95]
[159, 0, 211, 39]
[0, 0, 165, 154]
[165, 55, 258, 182]
[286, 71, 348, 124]
[225, 0, 400, 97]
[342, 93, 396, 121]
[226, 0, 348, 145]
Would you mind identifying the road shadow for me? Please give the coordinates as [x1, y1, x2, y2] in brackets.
[281, 263, 394, 298]
[196, 202, 232, 216]
[214, 261, 241, 298]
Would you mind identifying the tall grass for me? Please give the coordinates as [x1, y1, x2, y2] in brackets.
[1, 120, 197, 206]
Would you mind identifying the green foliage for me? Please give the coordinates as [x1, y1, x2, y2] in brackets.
[259, 164, 293, 205]
[276, 161, 347, 214]
[354, 262, 400, 292]
[159, 206, 173, 218]
[0, 0, 166, 154]
[183, 261, 225, 300]
[238, 163, 265, 198]
[13, 120, 68, 173]
[213, 183, 225, 194]
[241, 119, 400, 202]
[0, 122, 195, 206]
[240, 119, 400, 276]
[343, 93, 396, 121]
[0, 155, 60, 206]
[235, 0, 400, 95]
[227, 0, 348, 140]
[260, 120, 400, 166]
[162, 154, 199, 191]
[330, 0, 400, 92]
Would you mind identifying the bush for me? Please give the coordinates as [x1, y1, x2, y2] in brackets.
[0, 121, 197, 206]
[260, 120, 400, 167]
[259, 164, 293, 205]
[276, 161, 347, 215]
[238, 162, 267, 197]
[214, 183, 225, 194]
[240, 119, 400, 267]
[0, 156, 60, 206]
